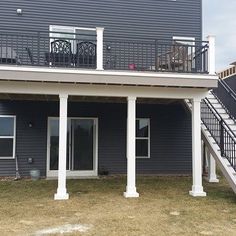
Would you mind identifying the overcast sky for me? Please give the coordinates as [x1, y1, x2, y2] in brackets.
[203, 0, 236, 72]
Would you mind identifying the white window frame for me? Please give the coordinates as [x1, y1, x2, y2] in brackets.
[0, 115, 16, 159]
[136, 118, 150, 159]
[172, 36, 195, 45]
[172, 36, 196, 55]
[172, 36, 196, 70]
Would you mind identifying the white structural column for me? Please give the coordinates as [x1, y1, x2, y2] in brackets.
[124, 96, 139, 198]
[96, 27, 104, 71]
[206, 146, 219, 183]
[54, 93, 69, 200]
[189, 98, 206, 197]
[207, 35, 216, 75]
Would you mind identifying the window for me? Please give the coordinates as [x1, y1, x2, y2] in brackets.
[0, 116, 16, 159]
[172, 36, 196, 58]
[172, 36, 196, 71]
[136, 118, 150, 158]
[172, 36, 195, 46]
[49, 25, 96, 53]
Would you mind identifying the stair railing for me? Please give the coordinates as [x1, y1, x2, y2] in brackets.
[212, 79, 236, 120]
[201, 98, 236, 171]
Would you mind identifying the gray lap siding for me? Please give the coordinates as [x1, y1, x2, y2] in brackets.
[0, 100, 192, 177]
[0, 0, 202, 40]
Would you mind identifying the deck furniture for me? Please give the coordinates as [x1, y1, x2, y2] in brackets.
[0, 47, 20, 64]
[74, 41, 96, 68]
[47, 39, 73, 66]
[157, 42, 191, 72]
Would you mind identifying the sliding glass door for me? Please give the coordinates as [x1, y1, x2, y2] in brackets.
[47, 118, 97, 177]
[71, 119, 94, 170]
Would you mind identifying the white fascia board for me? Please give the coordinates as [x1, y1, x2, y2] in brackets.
[0, 80, 208, 100]
[0, 66, 218, 88]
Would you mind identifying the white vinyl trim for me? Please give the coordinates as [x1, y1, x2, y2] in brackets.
[172, 36, 195, 43]
[172, 36, 196, 54]
[136, 118, 150, 158]
[49, 25, 96, 32]
[0, 115, 16, 159]
[47, 116, 98, 178]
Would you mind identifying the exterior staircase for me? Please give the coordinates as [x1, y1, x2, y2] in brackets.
[185, 79, 236, 194]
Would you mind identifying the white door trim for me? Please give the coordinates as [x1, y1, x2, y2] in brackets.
[46, 116, 98, 178]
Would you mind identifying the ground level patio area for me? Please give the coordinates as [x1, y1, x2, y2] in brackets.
[0, 175, 236, 236]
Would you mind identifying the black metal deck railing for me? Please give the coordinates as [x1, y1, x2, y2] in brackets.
[201, 98, 236, 171]
[104, 38, 209, 73]
[212, 79, 236, 120]
[0, 29, 209, 73]
[0, 29, 97, 68]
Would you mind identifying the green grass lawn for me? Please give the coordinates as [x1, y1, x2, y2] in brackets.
[0, 175, 236, 236]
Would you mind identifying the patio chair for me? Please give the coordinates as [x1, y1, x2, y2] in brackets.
[25, 47, 35, 65]
[74, 41, 96, 68]
[50, 39, 72, 66]
[157, 42, 191, 72]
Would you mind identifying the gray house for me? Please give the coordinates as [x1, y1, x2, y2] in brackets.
[0, 0, 219, 200]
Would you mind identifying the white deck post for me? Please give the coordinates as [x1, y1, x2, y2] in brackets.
[189, 98, 206, 197]
[54, 93, 69, 200]
[207, 35, 216, 75]
[124, 96, 139, 198]
[96, 27, 104, 71]
[206, 146, 219, 183]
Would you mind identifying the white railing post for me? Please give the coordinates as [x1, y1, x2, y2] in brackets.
[96, 27, 104, 71]
[207, 35, 216, 75]
[189, 98, 206, 197]
[54, 93, 69, 200]
[206, 146, 219, 183]
[124, 96, 139, 198]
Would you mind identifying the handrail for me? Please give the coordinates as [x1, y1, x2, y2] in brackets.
[0, 28, 209, 44]
[212, 78, 236, 120]
[104, 37, 208, 73]
[0, 29, 209, 73]
[202, 98, 236, 171]
[219, 79, 236, 100]
[204, 97, 236, 139]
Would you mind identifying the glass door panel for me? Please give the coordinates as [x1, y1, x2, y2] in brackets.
[49, 118, 95, 173]
[71, 119, 94, 171]
[49, 119, 59, 170]
[49, 119, 70, 170]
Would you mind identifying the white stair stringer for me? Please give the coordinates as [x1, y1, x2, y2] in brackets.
[184, 99, 236, 194]
[201, 124, 236, 194]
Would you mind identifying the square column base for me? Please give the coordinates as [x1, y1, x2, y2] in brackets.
[54, 192, 69, 200]
[204, 176, 219, 183]
[189, 190, 206, 197]
[189, 185, 206, 197]
[208, 178, 219, 183]
[124, 191, 139, 198]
